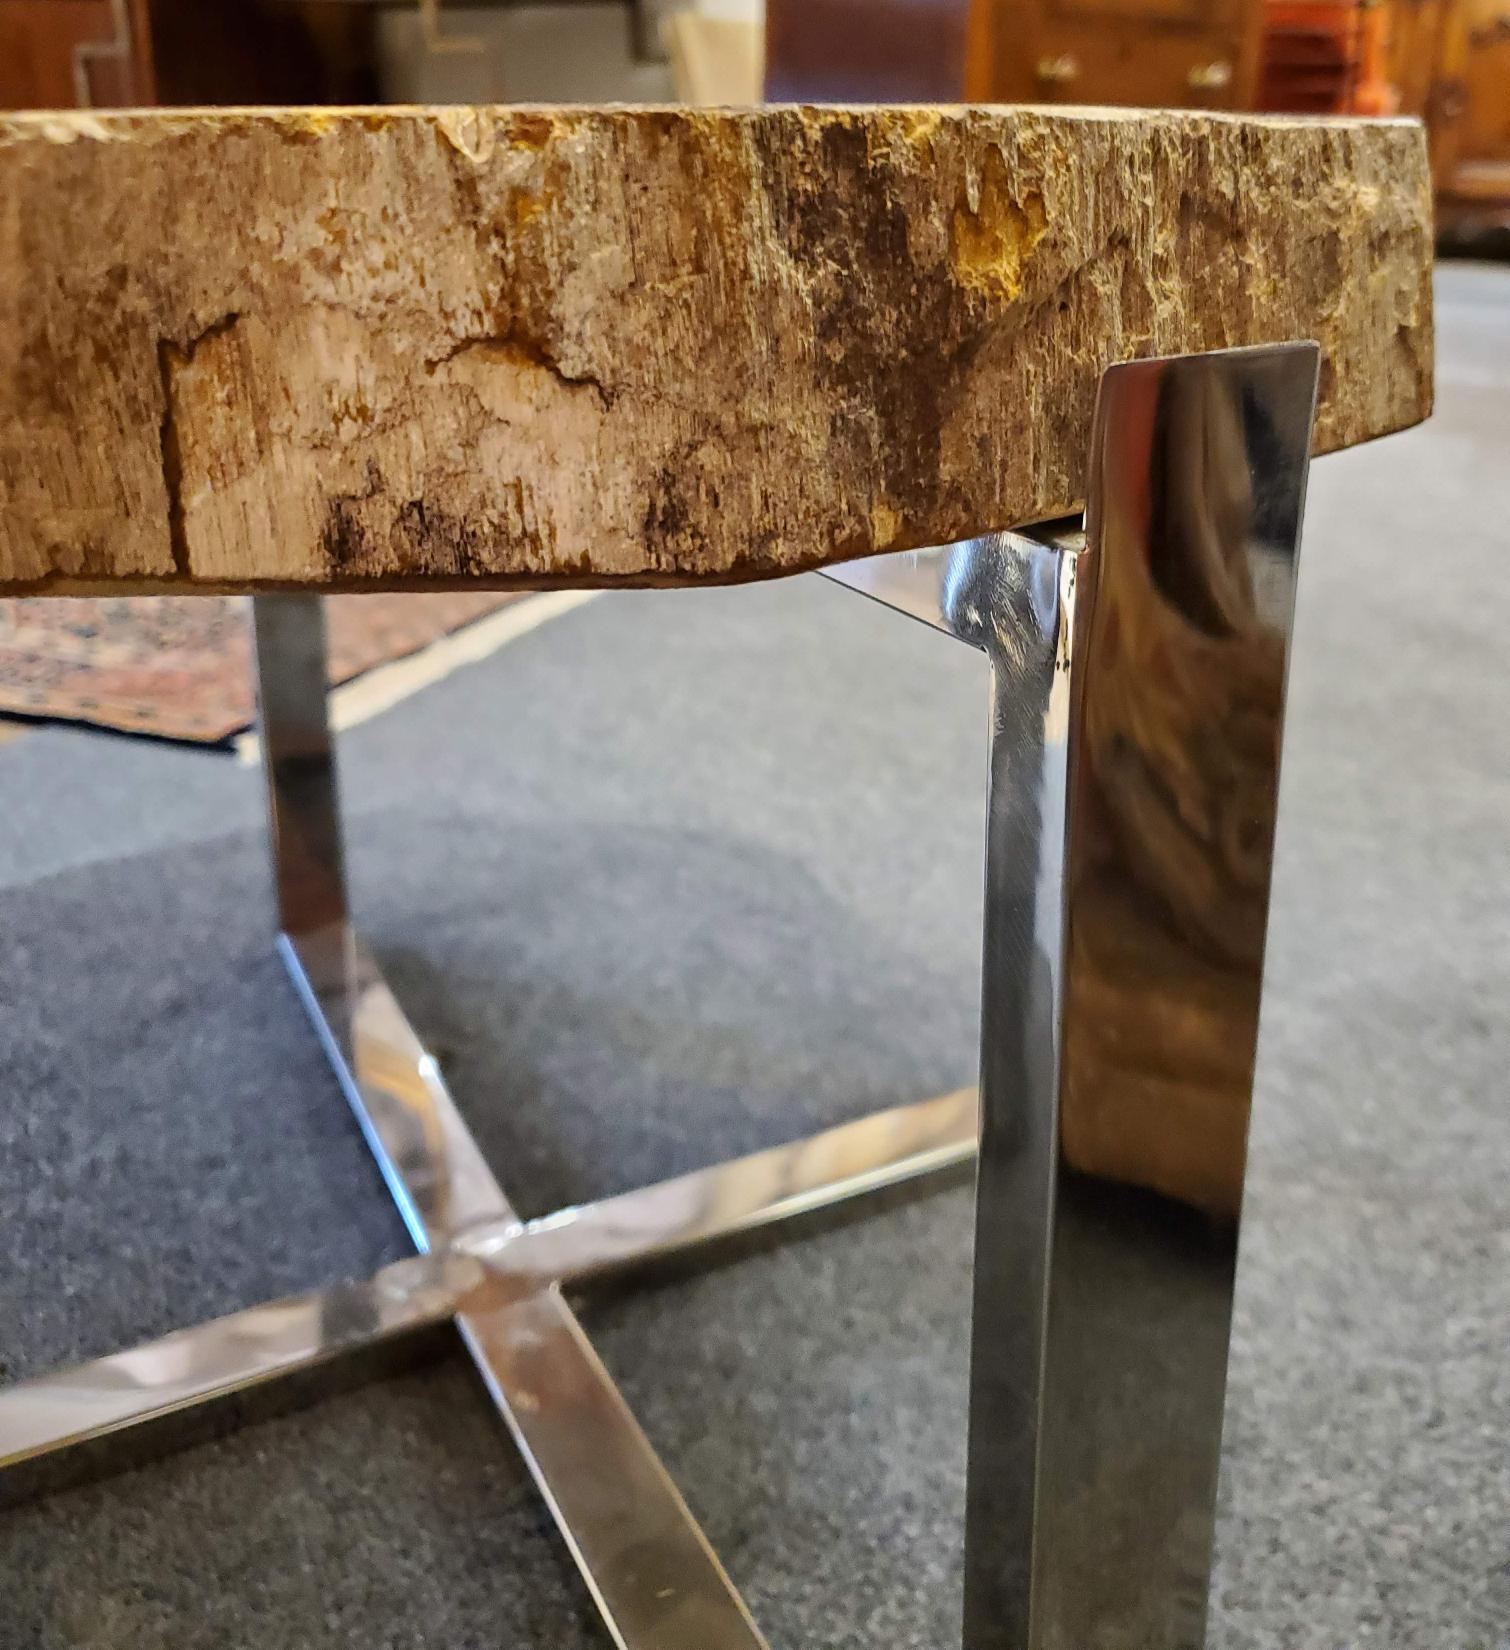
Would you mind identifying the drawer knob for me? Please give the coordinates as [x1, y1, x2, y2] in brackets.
[1036, 54, 1081, 84]
[1188, 60, 1234, 89]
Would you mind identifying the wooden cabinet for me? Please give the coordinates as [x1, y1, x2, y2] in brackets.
[1388, 0, 1450, 112]
[965, 0, 1263, 107]
[1375, 0, 1510, 233]
[1420, 0, 1510, 231]
[0, 0, 154, 108]
[962, 0, 1510, 232]
[765, 0, 1260, 109]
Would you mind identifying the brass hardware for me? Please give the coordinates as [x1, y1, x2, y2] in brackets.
[1188, 59, 1234, 89]
[1035, 53, 1080, 84]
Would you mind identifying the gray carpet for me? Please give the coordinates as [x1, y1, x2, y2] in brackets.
[2, 263, 1506, 1648]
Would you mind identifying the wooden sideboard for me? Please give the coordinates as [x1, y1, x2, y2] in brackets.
[965, 0, 1510, 182]
[1398, 0, 1510, 233]
[963, 0, 1262, 108]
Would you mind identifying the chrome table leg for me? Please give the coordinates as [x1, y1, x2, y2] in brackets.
[2, 343, 1319, 1650]
[863, 343, 1314, 1650]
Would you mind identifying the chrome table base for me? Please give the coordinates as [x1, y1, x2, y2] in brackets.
[0, 345, 1321, 1649]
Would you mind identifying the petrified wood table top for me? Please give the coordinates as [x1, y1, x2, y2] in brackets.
[0, 105, 1432, 595]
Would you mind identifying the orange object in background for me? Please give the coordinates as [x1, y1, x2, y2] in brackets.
[1258, 0, 1397, 114]
[1352, 0, 1400, 113]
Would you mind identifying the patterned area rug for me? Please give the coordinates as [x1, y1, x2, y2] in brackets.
[0, 594, 524, 744]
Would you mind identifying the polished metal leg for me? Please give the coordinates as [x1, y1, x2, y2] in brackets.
[251, 596, 351, 947]
[830, 344, 1318, 1647]
[2, 345, 1319, 1650]
[961, 345, 1318, 1649]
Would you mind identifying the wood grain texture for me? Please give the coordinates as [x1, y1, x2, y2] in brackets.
[0, 105, 1432, 594]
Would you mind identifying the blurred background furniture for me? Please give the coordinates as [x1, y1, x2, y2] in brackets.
[2, 0, 1506, 240]
[766, 0, 1508, 233]
[662, 7, 761, 101]
[764, 0, 969, 98]
[1257, 0, 1395, 114]
[963, 0, 1262, 111]
[0, 0, 154, 106]
[1400, 0, 1510, 235]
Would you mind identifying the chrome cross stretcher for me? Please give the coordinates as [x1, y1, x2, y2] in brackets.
[0, 343, 1320, 1650]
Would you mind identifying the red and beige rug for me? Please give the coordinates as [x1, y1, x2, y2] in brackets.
[0, 594, 527, 745]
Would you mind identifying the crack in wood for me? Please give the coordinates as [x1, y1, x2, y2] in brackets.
[154, 314, 242, 579]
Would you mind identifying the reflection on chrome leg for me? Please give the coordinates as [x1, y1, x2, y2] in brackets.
[833, 342, 1319, 1648]
[965, 345, 1319, 1650]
